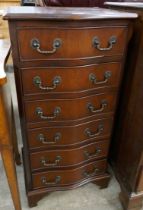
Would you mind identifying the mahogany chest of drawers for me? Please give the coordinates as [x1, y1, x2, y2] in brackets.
[4, 6, 137, 207]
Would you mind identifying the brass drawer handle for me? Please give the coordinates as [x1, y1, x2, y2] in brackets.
[41, 176, 61, 186]
[38, 133, 61, 145]
[83, 168, 100, 178]
[84, 148, 102, 159]
[92, 36, 117, 51]
[87, 100, 108, 113]
[33, 76, 61, 90]
[31, 38, 62, 54]
[41, 156, 62, 167]
[36, 107, 61, 120]
[89, 71, 112, 85]
[85, 124, 104, 138]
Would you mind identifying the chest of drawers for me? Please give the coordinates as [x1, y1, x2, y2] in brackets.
[4, 6, 137, 207]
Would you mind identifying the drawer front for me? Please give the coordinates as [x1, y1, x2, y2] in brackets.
[27, 118, 113, 149]
[25, 92, 117, 123]
[21, 62, 122, 95]
[32, 159, 107, 189]
[17, 27, 127, 61]
[30, 141, 109, 170]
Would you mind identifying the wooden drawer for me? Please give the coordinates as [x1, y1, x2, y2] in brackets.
[25, 92, 117, 123]
[32, 159, 107, 189]
[27, 118, 113, 149]
[17, 26, 127, 61]
[21, 62, 122, 95]
[30, 141, 109, 171]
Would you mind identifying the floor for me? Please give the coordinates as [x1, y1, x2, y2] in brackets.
[0, 161, 123, 210]
[0, 70, 140, 210]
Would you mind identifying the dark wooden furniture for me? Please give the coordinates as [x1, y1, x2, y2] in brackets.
[36, 0, 143, 8]
[0, 39, 21, 210]
[4, 6, 137, 207]
[105, 2, 143, 210]
[36, 0, 106, 7]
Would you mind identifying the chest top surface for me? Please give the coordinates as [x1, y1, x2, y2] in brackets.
[3, 6, 137, 20]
